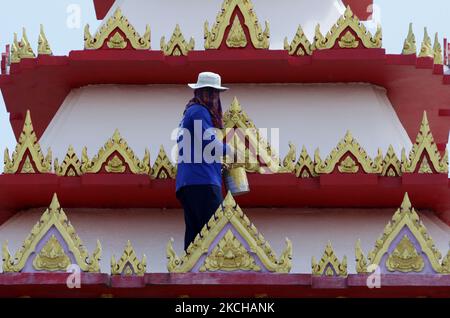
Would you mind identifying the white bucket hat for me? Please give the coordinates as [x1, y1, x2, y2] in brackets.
[188, 72, 229, 91]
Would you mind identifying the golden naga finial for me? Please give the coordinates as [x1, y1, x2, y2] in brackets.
[284, 25, 313, 56]
[111, 240, 147, 276]
[419, 27, 433, 58]
[85, 7, 151, 50]
[433, 32, 443, 65]
[355, 239, 368, 273]
[312, 241, 347, 277]
[280, 142, 296, 173]
[161, 24, 195, 56]
[11, 28, 36, 63]
[402, 23, 416, 55]
[38, 24, 52, 55]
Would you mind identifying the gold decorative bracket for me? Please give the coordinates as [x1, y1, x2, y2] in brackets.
[38, 24, 52, 55]
[11, 28, 36, 64]
[4, 110, 52, 174]
[419, 27, 433, 58]
[84, 8, 151, 50]
[402, 23, 416, 55]
[161, 24, 195, 56]
[433, 32, 443, 65]
[312, 242, 347, 277]
[111, 240, 146, 276]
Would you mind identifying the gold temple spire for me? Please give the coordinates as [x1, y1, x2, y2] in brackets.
[402, 23, 416, 55]
[161, 24, 195, 56]
[433, 32, 443, 65]
[418, 27, 433, 58]
[38, 24, 52, 55]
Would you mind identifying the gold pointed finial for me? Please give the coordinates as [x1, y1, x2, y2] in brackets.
[285, 25, 313, 56]
[49, 193, 61, 212]
[223, 191, 237, 209]
[344, 5, 353, 18]
[419, 27, 433, 58]
[38, 24, 52, 55]
[433, 32, 443, 65]
[402, 23, 416, 55]
[20, 28, 36, 58]
[112, 129, 121, 142]
[400, 192, 412, 211]
[230, 97, 241, 111]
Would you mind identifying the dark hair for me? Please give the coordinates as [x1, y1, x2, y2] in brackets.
[185, 87, 223, 129]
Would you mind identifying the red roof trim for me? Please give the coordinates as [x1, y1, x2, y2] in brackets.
[93, 0, 115, 20]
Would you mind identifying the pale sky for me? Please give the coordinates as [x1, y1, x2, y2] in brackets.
[0, 0, 449, 170]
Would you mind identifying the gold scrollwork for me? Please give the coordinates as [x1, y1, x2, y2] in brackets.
[312, 242, 347, 277]
[313, 6, 382, 50]
[2, 193, 101, 273]
[204, 0, 269, 49]
[284, 25, 313, 56]
[161, 24, 195, 56]
[314, 131, 383, 174]
[111, 240, 146, 276]
[401, 112, 448, 174]
[355, 239, 368, 273]
[381, 145, 402, 177]
[54, 146, 82, 177]
[279, 142, 296, 173]
[32, 235, 71, 271]
[4, 110, 52, 174]
[38, 24, 52, 55]
[11, 28, 36, 64]
[151, 145, 176, 179]
[294, 146, 317, 178]
[81, 129, 150, 175]
[167, 192, 292, 273]
[84, 8, 151, 50]
[385, 235, 425, 273]
[226, 16, 247, 48]
[418, 27, 433, 58]
[402, 23, 416, 55]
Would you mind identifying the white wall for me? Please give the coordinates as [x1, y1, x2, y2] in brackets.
[39, 83, 412, 162]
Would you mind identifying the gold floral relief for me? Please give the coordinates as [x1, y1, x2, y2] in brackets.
[167, 192, 292, 273]
[85, 8, 151, 50]
[161, 24, 195, 56]
[381, 145, 402, 177]
[204, 0, 269, 49]
[4, 110, 52, 174]
[111, 240, 146, 276]
[33, 235, 71, 272]
[313, 6, 382, 50]
[151, 145, 176, 179]
[81, 129, 150, 175]
[226, 16, 247, 48]
[312, 242, 347, 277]
[3, 193, 101, 273]
[54, 146, 82, 177]
[284, 25, 313, 56]
[401, 112, 448, 174]
[386, 235, 425, 273]
[402, 23, 416, 55]
[294, 146, 317, 178]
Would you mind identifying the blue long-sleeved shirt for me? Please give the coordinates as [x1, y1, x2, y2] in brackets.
[176, 104, 230, 192]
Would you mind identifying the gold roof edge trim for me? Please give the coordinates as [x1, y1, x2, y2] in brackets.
[111, 240, 147, 276]
[161, 24, 195, 56]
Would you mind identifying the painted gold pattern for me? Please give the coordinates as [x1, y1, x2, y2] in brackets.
[338, 31, 359, 48]
[226, 16, 247, 48]
[161, 24, 195, 56]
[151, 145, 176, 179]
[54, 146, 82, 177]
[386, 235, 425, 273]
[105, 155, 126, 173]
[81, 129, 150, 174]
[11, 28, 35, 63]
[167, 192, 292, 273]
[4, 110, 52, 174]
[204, 0, 270, 49]
[401, 112, 448, 174]
[284, 25, 313, 56]
[314, 131, 383, 174]
[418, 27, 433, 58]
[111, 240, 146, 276]
[381, 145, 402, 177]
[84, 8, 151, 50]
[433, 32, 443, 65]
[367, 193, 444, 273]
[294, 146, 317, 178]
[313, 6, 382, 50]
[38, 24, 52, 55]
[2, 193, 101, 272]
[441, 251, 450, 274]
[279, 142, 296, 173]
[107, 32, 127, 49]
[312, 242, 347, 277]
[32, 235, 71, 271]
[355, 239, 368, 273]
[402, 23, 416, 55]
[200, 230, 261, 272]
[338, 156, 359, 173]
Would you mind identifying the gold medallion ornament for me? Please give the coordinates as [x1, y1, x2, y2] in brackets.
[81, 129, 151, 175]
[33, 235, 71, 271]
[167, 192, 292, 273]
[355, 193, 445, 274]
[314, 131, 383, 174]
[385, 235, 425, 273]
[433, 32, 443, 65]
[2, 194, 101, 273]
[151, 145, 176, 179]
[402, 23, 416, 55]
[11, 28, 36, 64]
[111, 241, 147, 276]
[4, 110, 52, 174]
[381, 145, 402, 177]
[313, 6, 382, 50]
[418, 27, 433, 58]
[84, 8, 151, 50]
[38, 24, 52, 55]
[161, 24, 195, 56]
[401, 112, 448, 174]
[294, 146, 317, 178]
[312, 242, 347, 277]
[284, 25, 313, 56]
[54, 146, 82, 177]
[204, 0, 269, 49]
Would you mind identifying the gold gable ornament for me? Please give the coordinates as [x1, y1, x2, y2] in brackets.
[418, 27, 433, 58]
[314, 131, 383, 174]
[84, 8, 151, 50]
[313, 6, 382, 50]
[161, 24, 195, 56]
[167, 192, 292, 273]
[433, 32, 443, 65]
[38, 24, 52, 55]
[279, 142, 296, 173]
[385, 235, 425, 273]
[204, 0, 269, 49]
[81, 129, 151, 175]
[312, 242, 347, 277]
[295, 146, 317, 178]
[11, 28, 36, 64]
[2, 193, 102, 273]
[54, 145, 82, 177]
[401, 112, 448, 174]
[226, 16, 247, 48]
[402, 23, 416, 55]
[111, 240, 146, 276]
[284, 25, 313, 56]
[33, 235, 71, 271]
[381, 145, 402, 177]
[151, 145, 176, 179]
[4, 110, 52, 174]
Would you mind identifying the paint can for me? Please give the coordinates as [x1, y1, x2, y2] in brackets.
[224, 165, 250, 196]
